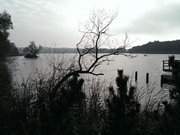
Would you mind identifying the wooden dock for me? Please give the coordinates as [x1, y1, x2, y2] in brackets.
[161, 56, 180, 87]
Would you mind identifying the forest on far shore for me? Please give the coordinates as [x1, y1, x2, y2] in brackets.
[128, 40, 180, 54]
[17, 40, 180, 55]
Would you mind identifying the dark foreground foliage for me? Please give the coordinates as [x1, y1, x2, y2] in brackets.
[0, 65, 180, 135]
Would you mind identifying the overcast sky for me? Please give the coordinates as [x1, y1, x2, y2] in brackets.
[1, 0, 180, 48]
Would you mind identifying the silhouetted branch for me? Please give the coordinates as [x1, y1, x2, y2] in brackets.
[51, 10, 124, 99]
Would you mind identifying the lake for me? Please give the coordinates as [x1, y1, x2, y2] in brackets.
[8, 53, 180, 102]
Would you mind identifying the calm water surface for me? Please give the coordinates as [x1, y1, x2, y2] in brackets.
[8, 53, 180, 94]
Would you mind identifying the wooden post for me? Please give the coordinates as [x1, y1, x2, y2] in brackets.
[163, 60, 164, 71]
[161, 75, 163, 87]
[146, 73, 149, 84]
[117, 69, 123, 80]
[135, 71, 138, 82]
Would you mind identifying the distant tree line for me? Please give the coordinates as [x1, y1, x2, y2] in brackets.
[128, 40, 180, 54]
[29, 47, 125, 54]
[22, 39, 180, 54]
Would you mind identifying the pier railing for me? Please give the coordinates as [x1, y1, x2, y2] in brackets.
[163, 60, 172, 72]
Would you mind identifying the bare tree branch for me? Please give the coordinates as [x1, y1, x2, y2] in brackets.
[51, 10, 125, 99]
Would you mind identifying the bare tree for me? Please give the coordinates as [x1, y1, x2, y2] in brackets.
[51, 10, 125, 99]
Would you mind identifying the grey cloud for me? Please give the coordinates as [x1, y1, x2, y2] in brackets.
[0, 0, 69, 46]
[122, 3, 180, 35]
